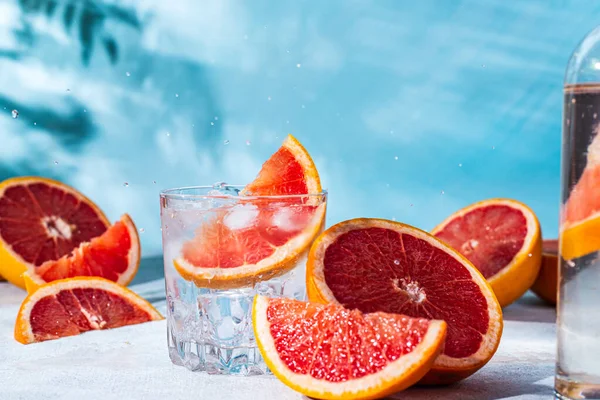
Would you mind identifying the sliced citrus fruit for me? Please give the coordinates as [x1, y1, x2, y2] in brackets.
[431, 198, 542, 307]
[531, 239, 558, 305]
[174, 134, 326, 289]
[0, 176, 110, 289]
[24, 214, 140, 293]
[253, 295, 447, 399]
[14, 276, 162, 344]
[307, 218, 503, 385]
[562, 134, 600, 260]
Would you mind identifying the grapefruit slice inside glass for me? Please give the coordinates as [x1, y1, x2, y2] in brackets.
[0, 177, 110, 289]
[306, 218, 503, 385]
[174, 134, 326, 289]
[432, 198, 542, 307]
[25, 214, 140, 292]
[14, 277, 163, 344]
[253, 295, 446, 399]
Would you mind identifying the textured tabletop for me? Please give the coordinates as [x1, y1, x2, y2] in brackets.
[0, 258, 556, 400]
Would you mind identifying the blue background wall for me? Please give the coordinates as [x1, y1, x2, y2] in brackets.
[1, 0, 598, 256]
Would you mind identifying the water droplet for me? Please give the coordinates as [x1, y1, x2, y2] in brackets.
[296, 63, 301, 68]
[440, 190, 445, 195]
[11, 109, 18, 119]
[33, 122, 36, 125]
[267, 96, 272, 101]
[481, 64, 486, 68]
[224, 140, 230, 145]
[528, 253, 532, 257]
[126, 72, 131, 77]
[54, 161, 58, 165]
[492, 145, 495, 150]
[394, 156, 398, 160]
[166, 132, 170, 137]
[391, 217, 396, 221]
[246, 140, 251, 146]
[139, 228, 145, 233]
[572, 98, 576, 104]
[410, 204, 413, 207]
[286, 120, 290, 124]
[458, 163, 463, 167]
[214, 116, 219, 120]
[594, 113, 598, 119]
[390, 130, 394, 135]
[394, 259, 400, 265]
[213, 182, 227, 189]
[123, 182, 129, 187]
[83, 109, 87, 113]
[66, 88, 70, 92]
[567, 260, 576, 267]
[210, 122, 214, 126]
[301, 104, 305, 109]
[175, 93, 179, 98]
[153, 180, 156, 184]
[243, 34, 248, 40]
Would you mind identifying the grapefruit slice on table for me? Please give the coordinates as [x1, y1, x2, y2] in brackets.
[562, 133, 600, 260]
[15, 277, 162, 344]
[174, 134, 326, 289]
[253, 295, 447, 400]
[0, 177, 111, 289]
[307, 219, 503, 385]
[432, 198, 542, 307]
[531, 239, 558, 305]
[24, 214, 140, 293]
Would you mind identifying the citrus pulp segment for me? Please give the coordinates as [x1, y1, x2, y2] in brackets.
[253, 295, 447, 400]
[531, 239, 558, 305]
[0, 176, 110, 289]
[14, 277, 162, 344]
[25, 214, 140, 292]
[307, 218, 503, 385]
[432, 198, 542, 307]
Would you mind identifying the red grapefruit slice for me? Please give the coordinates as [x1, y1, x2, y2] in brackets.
[174, 134, 326, 289]
[432, 198, 542, 307]
[253, 295, 447, 399]
[0, 177, 110, 289]
[25, 214, 140, 292]
[14, 277, 162, 344]
[307, 218, 503, 385]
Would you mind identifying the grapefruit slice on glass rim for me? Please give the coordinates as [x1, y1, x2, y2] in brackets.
[0, 177, 111, 289]
[432, 198, 542, 307]
[307, 218, 503, 385]
[24, 214, 140, 293]
[15, 277, 162, 344]
[253, 295, 447, 400]
[174, 134, 326, 289]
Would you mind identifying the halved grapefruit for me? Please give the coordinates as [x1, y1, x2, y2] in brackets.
[24, 214, 140, 293]
[531, 239, 558, 305]
[253, 295, 447, 399]
[174, 134, 326, 289]
[15, 277, 162, 344]
[0, 177, 111, 289]
[562, 133, 600, 260]
[432, 198, 542, 307]
[307, 219, 503, 385]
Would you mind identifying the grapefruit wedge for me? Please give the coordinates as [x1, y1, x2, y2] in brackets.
[174, 135, 326, 289]
[531, 239, 558, 305]
[432, 198, 542, 307]
[253, 295, 447, 400]
[562, 133, 600, 260]
[15, 277, 162, 344]
[0, 177, 110, 289]
[307, 219, 503, 385]
[24, 214, 140, 293]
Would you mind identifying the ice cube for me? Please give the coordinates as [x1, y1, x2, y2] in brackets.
[223, 203, 259, 230]
[271, 206, 306, 232]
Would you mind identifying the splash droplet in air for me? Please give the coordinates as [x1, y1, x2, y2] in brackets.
[123, 182, 129, 187]
[11, 109, 18, 119]
[296, 63, 301, 68]
[153, 180, 156, 184]
[54, 161, 58, 165]
[66, 88, 70, 92]
[246, 140, 251, 146]
[267, 96, 272, 101]
[166, 132, 170, 137]
[175, 93, 179, 98]
[394, 156, 398, 160]
[224, 140, 230, 145]
[210, 122, 214, 126]
[214, 116, 219, 120]
[126, 72, 131, 77]
[213, 182, 227, 190]
[458, 163, 463, 167]
[441, 190, 445, 195]
[139, 228, 145, 233]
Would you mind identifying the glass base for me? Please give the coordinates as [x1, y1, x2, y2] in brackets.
[168, 325, 269, 375]
[556, 375, 600, 399]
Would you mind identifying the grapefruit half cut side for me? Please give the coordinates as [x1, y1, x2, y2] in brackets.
[15, 276, 163, 344]
[307, 218, 503, 385]
[253, 295, 447, 400]
[531, 239, 558, 305]
[175, 134, 326, 289]
[0, 177, 110, 289]
[432, 198, 542, 307]
[24, 214, 140, 293]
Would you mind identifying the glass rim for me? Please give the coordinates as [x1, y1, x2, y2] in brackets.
[159, 185, 328, 201]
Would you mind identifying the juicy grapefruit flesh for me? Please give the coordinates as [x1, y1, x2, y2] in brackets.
[243, 147, 309, 196]
[266, 297, 431, 382]
[36, 217, 134, 282]
[182, 202, 317, 269]
[29, 287, 154, 342]
[434, 205, 527, 279]
[0, 182, 108, 266]
[322, 227, 489, 359]
[564, 165, 600, 225]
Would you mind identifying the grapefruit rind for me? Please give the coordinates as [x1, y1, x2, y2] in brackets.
[306, 218, 503, 384]
[14, 276, 163, 345]
[23, 214, 141, 293]
[531, 239, 558, 305]
[432, 198, 542, 308]
[252, 295, 447, 400]
[174, 204, 326, 289]
[561, 215, 600, 261]
[0, 176, 111, 289]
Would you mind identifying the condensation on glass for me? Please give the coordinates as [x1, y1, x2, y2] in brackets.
[557, 25, 600, 400]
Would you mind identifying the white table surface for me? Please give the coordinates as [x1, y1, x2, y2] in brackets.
[0, 274, 557, 400]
